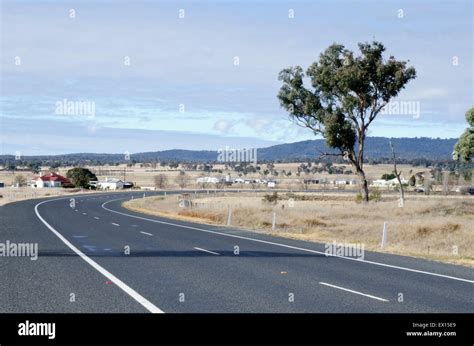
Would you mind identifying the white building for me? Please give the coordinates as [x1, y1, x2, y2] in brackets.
[97, 177, 124, 190]
[371, 178, 408, 187]
[32, 172, 72, 188]
[196, 176, 221, 184]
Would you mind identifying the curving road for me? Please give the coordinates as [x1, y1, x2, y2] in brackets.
[0, 191, 473, 313]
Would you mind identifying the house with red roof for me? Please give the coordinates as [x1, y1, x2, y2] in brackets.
[32, 172, 73, 188]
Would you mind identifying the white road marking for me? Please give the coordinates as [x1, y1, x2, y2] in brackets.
[194, 247, 220, 255]
[140, 231, 153, 236]
[111, 222, 120, 226]
[94, 217, 100, 220]
[34, 199, 163, 313]
[319, 282, 389, 302]
[82, 213, 87, 215]
[102, 198, 474, 284]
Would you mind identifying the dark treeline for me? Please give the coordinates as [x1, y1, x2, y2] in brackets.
[0, 137, 463, 169]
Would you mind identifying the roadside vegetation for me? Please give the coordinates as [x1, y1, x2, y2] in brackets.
[124, 192, 474, 267]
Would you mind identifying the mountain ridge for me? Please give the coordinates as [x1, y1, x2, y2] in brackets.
[0, 137, 458, 163]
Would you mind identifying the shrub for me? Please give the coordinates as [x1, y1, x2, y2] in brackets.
[355, 188, 381, 202]
[262, 192, 279, 204]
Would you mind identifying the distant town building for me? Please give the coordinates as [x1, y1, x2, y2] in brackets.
[97, 177, 124, 190]
[371, 178, 408, 187]
[31, 172, 72, 188]
[196, 176, 222, 184]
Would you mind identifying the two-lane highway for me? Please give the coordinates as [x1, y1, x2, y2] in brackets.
[1, 191, 473, 313]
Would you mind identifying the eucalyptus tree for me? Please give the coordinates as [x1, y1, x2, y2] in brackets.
[278, 41, 416, 201]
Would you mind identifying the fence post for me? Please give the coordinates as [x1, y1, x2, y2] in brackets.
[227, 208, 232, 226]
[381, 222, 388, 248]
[272, 212, 276, 231]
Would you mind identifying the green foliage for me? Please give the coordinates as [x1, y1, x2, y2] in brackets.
[5, 161, 16, 172]
[27, 162, 41, 174]
[381, 173, 396, 180]
[277, 42, 416, 156]
[66, 167, 97, 188]
[278, 41, 416, 202]
[453, 106, 474, 162]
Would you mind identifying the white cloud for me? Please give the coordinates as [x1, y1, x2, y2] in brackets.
[213, 119, 235, 134]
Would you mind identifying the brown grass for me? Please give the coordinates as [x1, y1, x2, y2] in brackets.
[123, 192, 474, 267]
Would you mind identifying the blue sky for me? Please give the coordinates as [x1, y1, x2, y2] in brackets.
[1, 0, 472, 155]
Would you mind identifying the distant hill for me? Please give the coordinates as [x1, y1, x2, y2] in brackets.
[0, 137, 458, 165]
[117, 137, 459, 162]
[257, 137, 458, 161]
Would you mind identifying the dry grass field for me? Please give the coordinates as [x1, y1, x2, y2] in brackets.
[0, 163, 432, 188]
[124, 192, 474, 267]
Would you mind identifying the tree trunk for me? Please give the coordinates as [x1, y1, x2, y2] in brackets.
[389, 139, 405, 207]
[358, 170, 369, 202]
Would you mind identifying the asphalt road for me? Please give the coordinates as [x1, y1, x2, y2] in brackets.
[0, 191, 473, 313]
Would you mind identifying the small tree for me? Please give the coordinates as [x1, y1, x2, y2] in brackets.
[27, 162, 41, 174]
[6, 161, 16, 173]
[14, 175, 27, 187]
[66, 168, 97, 188]
[154, 174, 168, 189]
[381, 173, 396, 180]
[278, 41, 416, 202]
[175, 171, 187, 189]
[453, 106, 474, 162]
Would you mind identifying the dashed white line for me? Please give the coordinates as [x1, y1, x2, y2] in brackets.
[319, 282, 389, 302]
[82, 213, 87, 215]
[140, 231, 153, 236]
[194, 247, 220, 255]
[101, 198, 474, 284]
[94, 217, 100, 220]
[34, 199, 163, 313]
[111, 222, 120, 226]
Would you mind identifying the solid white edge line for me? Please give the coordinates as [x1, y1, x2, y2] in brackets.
[319, 282, 389, 302]
[102, 198, 474, 284]
[194, 247, 220, 255]
[140, 231, 153, 236]
[34, 198, 163, 313]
